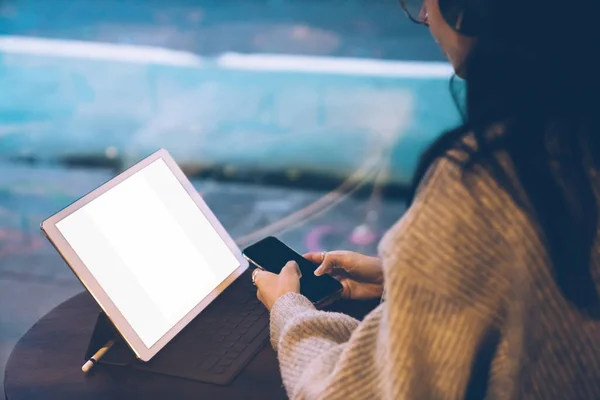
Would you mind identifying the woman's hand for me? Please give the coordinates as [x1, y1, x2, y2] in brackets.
[254, 261, 301, 311]
[304, 251, 384, 300]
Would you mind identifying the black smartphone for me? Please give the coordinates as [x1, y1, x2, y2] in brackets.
[243, 236, 343, 306]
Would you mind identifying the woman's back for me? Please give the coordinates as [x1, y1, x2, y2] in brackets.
[502, 170, 600, 397]
[404, 1, 600, 394]
[376, 151, 600, 399]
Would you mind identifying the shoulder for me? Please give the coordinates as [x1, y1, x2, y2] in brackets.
[379, 136, 529, 315]
[413, 130, 515, 216]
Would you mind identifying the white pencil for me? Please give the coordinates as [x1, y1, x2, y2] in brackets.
[82, 340, 115, 373]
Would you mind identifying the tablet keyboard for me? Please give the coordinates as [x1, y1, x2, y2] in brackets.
[192, 278, 269, 377]
[136, 270, 270, 385]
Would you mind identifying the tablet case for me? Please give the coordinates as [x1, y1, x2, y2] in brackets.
[85, 307, 271, 385]
[84, 278, 380, 386]
[84, 267, 272, 387]
[84, 312, 135, 367]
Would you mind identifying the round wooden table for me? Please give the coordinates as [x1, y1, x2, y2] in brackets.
[4, 292, 287, 400]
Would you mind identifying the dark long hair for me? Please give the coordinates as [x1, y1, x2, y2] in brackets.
[409, 0, 600, 314]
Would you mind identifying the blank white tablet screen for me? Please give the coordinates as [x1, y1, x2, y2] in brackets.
[56, 159, 240, 348]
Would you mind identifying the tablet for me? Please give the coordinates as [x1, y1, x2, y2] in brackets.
[41, 149, 249, 362]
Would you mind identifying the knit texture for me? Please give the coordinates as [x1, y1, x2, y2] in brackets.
[269, 156, 600, 399]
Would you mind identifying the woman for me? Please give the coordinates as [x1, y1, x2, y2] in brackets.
[254, 0, 600, 397]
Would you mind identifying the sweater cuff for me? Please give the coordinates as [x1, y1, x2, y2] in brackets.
[270, 292, 316, 350]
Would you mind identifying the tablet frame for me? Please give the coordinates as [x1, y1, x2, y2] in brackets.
[41, 148, 249, 362]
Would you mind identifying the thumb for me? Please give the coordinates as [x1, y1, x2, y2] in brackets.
[281, 261, 301, 278]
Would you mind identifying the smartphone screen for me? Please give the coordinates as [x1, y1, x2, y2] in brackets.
[243, 237, 343, 304]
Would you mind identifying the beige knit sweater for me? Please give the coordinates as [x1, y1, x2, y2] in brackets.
[269, 156, 600, 399]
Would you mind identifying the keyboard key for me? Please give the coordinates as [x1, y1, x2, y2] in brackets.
[244, 323, 267, 344]
[238, 326, 251, 335]
[199, 355, 219, 370]
[232, 343, 247, 353]
[228, 347, 246, 358]
[161, 280, 270, 385]
[213, 365, 227, 375]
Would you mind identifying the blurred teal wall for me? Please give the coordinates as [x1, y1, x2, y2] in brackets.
[0, 36, 461, 185]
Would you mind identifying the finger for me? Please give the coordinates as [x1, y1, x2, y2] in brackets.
[251, 268, 261, 286]
[253, 270, 275, 290]
[340, 280, 352, 300]
[314, 253, 338, 276]
[281, 261, 301, 278]
[256, 288, 262, 303]
[303, 252, 324, 264]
